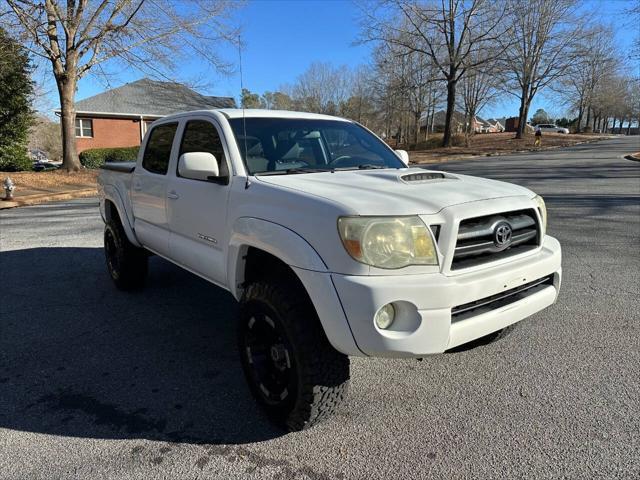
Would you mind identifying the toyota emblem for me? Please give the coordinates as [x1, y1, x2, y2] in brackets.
[493, 222, 513, 248]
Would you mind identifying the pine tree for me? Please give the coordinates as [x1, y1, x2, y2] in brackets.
[0, 28, 34, 171]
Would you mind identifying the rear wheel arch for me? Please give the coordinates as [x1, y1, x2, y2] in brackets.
[104, 199, 120, 224]
[102, 191, 141, 247]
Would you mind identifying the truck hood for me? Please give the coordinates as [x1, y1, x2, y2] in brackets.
[255, 168, 534, 215]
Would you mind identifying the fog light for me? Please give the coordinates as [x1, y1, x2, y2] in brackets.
[375, 303, 395, 330]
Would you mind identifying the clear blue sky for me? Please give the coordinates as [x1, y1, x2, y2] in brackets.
[58, 0, 636, 120]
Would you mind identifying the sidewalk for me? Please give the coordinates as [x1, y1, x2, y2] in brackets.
[0, 170, 98, 209]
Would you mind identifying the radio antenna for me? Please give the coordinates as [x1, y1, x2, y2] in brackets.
[239, 35, 251, 189]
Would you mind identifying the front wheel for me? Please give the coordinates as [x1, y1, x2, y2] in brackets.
[238, 281, 350, 431]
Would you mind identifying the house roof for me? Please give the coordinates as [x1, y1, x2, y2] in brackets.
[486, 117, 506, 126]
[420, 109, 467, 127]
[73, 78, 236, 117]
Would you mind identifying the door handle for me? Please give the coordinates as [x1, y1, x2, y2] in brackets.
[167, 191, 180, 200]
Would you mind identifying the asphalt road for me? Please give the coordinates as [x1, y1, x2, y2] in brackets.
[1, 136, 639, 479]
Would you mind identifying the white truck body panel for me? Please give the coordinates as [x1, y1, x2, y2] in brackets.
[98, 109, 562, 358]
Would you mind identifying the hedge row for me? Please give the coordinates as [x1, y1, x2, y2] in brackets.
[79, 146, 139, 169]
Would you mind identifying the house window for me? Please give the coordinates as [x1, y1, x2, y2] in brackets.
[75, 118, 93, 138]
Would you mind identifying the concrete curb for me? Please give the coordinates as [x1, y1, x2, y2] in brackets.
[0, 188, 97, 209]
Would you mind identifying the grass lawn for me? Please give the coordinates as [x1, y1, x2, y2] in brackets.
[407, 132, 612, 163]
[0, 170, 99, 207]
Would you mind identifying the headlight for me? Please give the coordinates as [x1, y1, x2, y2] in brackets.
[533, 195, 547, 231]
[337, 216, 438, 269]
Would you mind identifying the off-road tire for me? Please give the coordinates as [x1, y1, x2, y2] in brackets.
[238, 280, 350, 431]
[104, 218, 148, 291]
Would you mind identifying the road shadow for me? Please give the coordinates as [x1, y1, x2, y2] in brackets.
[0, 247, 284, 444]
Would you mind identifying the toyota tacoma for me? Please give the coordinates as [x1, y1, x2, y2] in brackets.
[98, 109, 562, 430]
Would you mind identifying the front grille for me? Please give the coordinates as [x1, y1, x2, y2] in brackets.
[451, 209, 540, 270]
[451, 275, 554, 322]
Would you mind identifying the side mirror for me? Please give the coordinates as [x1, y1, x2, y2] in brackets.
[178, 152, 222, 182]
[395, 149, 410, 167]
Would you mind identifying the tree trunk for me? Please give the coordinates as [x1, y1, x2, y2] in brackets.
[57, 78, 81, 171]
[577, 101, 584, 133]
[612, 117, 617, 132]
[515, 87, 530, 139]
[585, 106, 591, 129]
[464, 107, 475, 148]
[627, 121, 632, 135]
[442, 77, 457, 147]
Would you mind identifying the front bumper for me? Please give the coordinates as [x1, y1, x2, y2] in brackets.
[329, 235, 561, 357]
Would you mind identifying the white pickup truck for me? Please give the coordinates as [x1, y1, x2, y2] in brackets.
[98, 109, 562, 430]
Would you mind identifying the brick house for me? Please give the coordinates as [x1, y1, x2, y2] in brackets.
[62, 79, 235, 153]
[420, 110, 490, 134]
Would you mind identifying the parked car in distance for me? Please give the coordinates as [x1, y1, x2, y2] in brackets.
[98, 109, 562, 431]
[33, 161, 60, 172]
[535, 124, 569, 134]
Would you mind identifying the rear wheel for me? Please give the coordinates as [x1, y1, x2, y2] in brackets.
[104, 218, 147, 291]
[238, 281, 350, 431]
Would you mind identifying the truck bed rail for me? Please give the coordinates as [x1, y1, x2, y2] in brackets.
[100, 162, 136, 173]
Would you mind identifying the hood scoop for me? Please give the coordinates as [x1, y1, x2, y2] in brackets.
[400, 171, 457, 184]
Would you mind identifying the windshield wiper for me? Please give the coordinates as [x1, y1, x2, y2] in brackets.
[335, 164, 388, 171]
[255, 167, 332, 176]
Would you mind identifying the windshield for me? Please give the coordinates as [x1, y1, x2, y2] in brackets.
[228, 118, 404, 175]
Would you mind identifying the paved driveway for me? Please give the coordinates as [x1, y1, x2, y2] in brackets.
[1, 136, 639, 479]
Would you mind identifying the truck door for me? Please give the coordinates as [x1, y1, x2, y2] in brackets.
[130, 122, 179, 256]
[166, 118, 232, 286]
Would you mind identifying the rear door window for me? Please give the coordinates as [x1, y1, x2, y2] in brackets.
[142, 123, 178, 175]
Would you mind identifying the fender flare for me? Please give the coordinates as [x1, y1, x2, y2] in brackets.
[227, 217, 327, 299]
[227, 217, 362, 356]
[102, 185, 141, 247]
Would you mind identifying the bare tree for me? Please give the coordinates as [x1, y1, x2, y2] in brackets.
[563, 26, 618, 132]
[3, 0, 238, 171]
[340, 65, 378, 127]
[28, 116, 62, 161]
[589, 73, 637, 134]
[457, 37, 502, 144]
[500, 0, 585, 139]
[361, 0, 509, 147]
[625, 1, 640, 61]
[290, 62, 353, 115]
[262, 91, 294, 110]
[371, 33, 440, 144]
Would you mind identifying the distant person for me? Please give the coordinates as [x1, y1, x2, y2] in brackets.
[534, 128, 542, 147]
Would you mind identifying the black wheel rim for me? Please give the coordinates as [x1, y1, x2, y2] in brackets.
[104, 229, 120, 279]
[243, 311, 296, 406]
